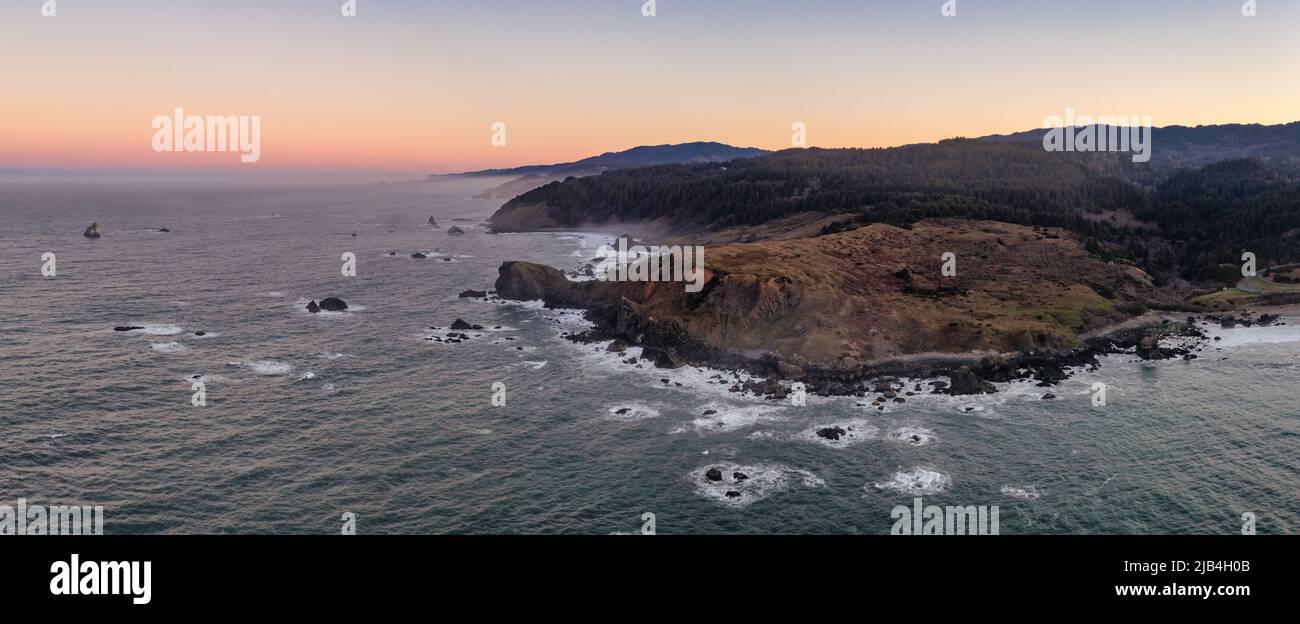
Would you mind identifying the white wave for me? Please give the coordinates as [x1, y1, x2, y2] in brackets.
[522, 360, 548, 370]
[149, 341, 185, 353]
[1204, 320, 1300, 348]
[126, 324, 183, 336]
[318, 352, 347, 360]
[691, 463, 824, 508]
[887, 425, 935, 447]
[674, 403, 789, 435]
[184, 373, 229, 384]
[1000, 485, 1041, 500]
[245, 360, 292, 376]
[872, 467, 951, 495]
[795, 419, 879, 448]
[607, 403, 661, 421]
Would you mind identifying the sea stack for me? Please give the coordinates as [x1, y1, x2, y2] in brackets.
[83, 223, 101, 239]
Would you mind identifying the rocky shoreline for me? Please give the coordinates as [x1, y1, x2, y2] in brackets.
[492, 261, 1287, 401]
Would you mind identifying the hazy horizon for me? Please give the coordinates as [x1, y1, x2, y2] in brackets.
[4, 0, 1298, 177]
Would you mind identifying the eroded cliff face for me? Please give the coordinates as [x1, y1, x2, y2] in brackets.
[496, 219, 1157, 370]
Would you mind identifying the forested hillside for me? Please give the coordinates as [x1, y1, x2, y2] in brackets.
[491, 133, 1300, 283]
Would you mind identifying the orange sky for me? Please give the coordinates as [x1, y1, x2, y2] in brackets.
[2, 0, 1298, 177]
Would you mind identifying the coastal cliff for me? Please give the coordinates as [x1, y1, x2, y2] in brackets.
[494, 219, 1184, 394]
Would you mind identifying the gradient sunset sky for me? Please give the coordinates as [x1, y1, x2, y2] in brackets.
[3, 0, 1298, 179]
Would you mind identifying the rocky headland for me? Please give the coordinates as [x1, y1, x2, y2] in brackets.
[491, 220, 1232, 398]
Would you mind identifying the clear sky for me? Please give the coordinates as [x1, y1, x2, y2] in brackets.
[2, 0, 1297, 179]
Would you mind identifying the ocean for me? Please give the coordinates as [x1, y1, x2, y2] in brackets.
[1, 178, 1296, 534]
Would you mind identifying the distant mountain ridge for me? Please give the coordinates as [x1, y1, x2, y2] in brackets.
[430, 141, 769, 179]
[488, 121, 1300, 282]
[980, 121, 1300, 171]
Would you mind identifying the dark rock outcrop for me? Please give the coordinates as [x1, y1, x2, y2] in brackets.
[816, 426, 847, 441]
[320, 298, 348, 312]
[306, 300, 321, 313]
[83, 223, 101, 239]
[640, 346, 685, 369]
[447, 226, 465, 235]
[705, 468, 723, 482]
[948, 366, 996, 395]
[113, 326, 143, 332]
[776, 361, 806, 380]
[411, 253, 427, 259]
[1136, 335, 1161, 360]
[458, 290, 487, 298]
[450, 319, 483, 331]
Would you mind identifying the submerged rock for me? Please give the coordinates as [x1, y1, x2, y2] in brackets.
[458, 290, 488, 298]
[319, 298, 348, 312]
[411, 253, 428, 259]
[113, 326, 143, 332]
[447, 226, 466, 235]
